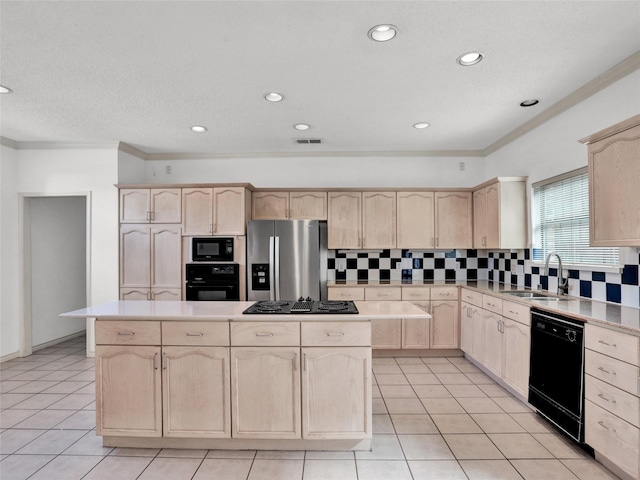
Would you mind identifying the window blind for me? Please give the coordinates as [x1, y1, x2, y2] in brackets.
[532, 170, 619, 266]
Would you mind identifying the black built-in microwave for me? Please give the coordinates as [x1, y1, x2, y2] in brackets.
[192, 237, 234, 262]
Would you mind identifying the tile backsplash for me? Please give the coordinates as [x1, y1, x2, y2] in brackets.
[327, 248, 640, 308]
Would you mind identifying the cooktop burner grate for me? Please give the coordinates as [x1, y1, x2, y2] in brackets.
[243, 300, 358, 315]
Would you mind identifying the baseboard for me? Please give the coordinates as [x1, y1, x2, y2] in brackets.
[32, 330, 86, 352]
[0, 351, 21, 363]
[373, 348, 463, 357]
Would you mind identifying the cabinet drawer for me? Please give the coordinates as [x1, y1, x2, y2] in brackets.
[586, 324, 639, 366]
[231, 322, 300, 346]
[482, 295, 503, 314]
[502, 301, 530, 326]
[460, 289, 482, 307]
[162, 321, 229, 346]
[401, 287, 430, 301]
[585, 350, 640, 396]
[585, 400, 639, 479]
[365, 287, 401, 301]
[301, 322, 371, 347]
[431, 287, 458, 301]
[586, 374, 640, 427]
[328, 287, 365, 301]
[96, 321, 161, 345]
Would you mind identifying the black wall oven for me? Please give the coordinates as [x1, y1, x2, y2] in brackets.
[529, 309, 585, 443]
[185, 263, 240, 301]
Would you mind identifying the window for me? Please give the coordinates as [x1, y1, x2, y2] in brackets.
[532, 168, 619, 267]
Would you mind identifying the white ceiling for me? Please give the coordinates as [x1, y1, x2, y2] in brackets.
[1, 1, 639, 157]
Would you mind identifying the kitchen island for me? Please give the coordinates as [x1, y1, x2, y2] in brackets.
[62, 300, 430, 451]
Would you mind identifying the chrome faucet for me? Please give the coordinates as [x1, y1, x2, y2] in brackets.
[544, 252, 568, 295]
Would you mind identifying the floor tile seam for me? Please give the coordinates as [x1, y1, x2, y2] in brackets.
[3, 427, 50, 455]
[128, 448, 163, 480]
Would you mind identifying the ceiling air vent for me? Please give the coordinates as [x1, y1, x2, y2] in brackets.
[295, 138, 323, 144]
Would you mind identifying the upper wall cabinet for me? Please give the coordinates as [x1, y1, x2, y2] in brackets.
[473, 178, 527, 249]
[328, 192, 396, 249]
[328, 192, 362, 249]
[182, 187, 250, 236]
[120, 188, 182, 224]
[580, 115, 640, 247]
[252, 191, 327, 220]
[434, 192, 473, 249]
[397, 192, 435, 248]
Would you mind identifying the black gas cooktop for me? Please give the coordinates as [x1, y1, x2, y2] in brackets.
[243, 299, 359, 315]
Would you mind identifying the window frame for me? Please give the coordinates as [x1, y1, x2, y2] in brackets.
[531, 167, 621, 272]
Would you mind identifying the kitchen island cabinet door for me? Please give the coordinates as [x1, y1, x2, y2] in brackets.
[430, 301, 459, 349]
[328, 192, 362, 249]
[231, 347, 301, 439]
[501, 318, 530, 398]
[371, 318, 401, 349]
[301, 347, 371, 439]
[162, 346, 230, 438]
[96, 345, 162, 437]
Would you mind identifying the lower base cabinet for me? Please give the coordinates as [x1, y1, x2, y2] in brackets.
[96, 320, 372, 444]
[371, 319, 402, 348]
[430, 301, 459, 349]
[302, 347, 371, 439]
[96, 345, 162, 437]
[163, 346, 230, 438]
[501, 318, 530, 397]
[231, 347, 301, 439]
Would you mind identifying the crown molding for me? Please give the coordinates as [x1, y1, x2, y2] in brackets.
[1, 140, 120, 150]
[483, 50, 640, 156]
[118, 142, 148, 159]
[142, 149, 485, 160]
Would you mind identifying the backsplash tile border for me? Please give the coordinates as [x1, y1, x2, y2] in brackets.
[327, 248, 640, 308]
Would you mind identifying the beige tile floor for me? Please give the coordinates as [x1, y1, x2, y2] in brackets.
[0, 337, 621, 480]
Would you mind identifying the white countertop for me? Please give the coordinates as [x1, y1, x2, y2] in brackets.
[60, 300, 430, 322]
[329, 280, 640, 335]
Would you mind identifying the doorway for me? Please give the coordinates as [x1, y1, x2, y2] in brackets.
[21, 194, 90, 356]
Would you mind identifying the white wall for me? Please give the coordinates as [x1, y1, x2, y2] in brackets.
[485, 70, 640, 183]
[0, 148, 119, 359]
[141, 155, 485, 188]
[118, 149, 146, 183]
[30, 196, 87, 347]
[0, 145, 20, 359]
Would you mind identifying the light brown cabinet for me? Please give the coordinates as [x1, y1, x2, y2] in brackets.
[162, 346, 230, 438]
[430, 300, 459, 349]
[120, 188, 182, 224]
[301, 347, 371, 439]
[473, 178, 527, 249]
[119, 225, 182, 300]
[231, 347, 301, 439]
[362, 192, 396, 249]
[328, 192, 362, 249]
[252, 191, 327, 220]
[460, 301, 484, 362]
[434, 192, 473, 249]
[584, 323, 639, 479]
[580, 115, 640, 246]
[328, 191, 396, 249]
[182, 186, 249, 236]
[397, 191, 435, 248]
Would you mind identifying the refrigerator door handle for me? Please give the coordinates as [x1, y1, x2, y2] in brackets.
[274, 236, 281, 300]
[269, 236, 276, 301]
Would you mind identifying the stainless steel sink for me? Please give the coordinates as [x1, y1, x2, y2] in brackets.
[499, 290, 570, 301]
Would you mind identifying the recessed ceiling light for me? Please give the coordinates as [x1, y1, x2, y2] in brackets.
[264, 92, 284, 102]
[456, 52, 484, 66]
[413, 122, 430, 129]
[0, 85, 13, 94]
[368, 24, 397, 42]
[190, 125, 207, 133]
[294, 123, 310, 131]
[520, 99, 539, 107]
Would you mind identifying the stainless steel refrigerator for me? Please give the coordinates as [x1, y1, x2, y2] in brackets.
[247, 220, 327, 301]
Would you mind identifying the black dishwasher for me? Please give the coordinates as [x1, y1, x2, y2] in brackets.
[529, 309, 585, 443]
